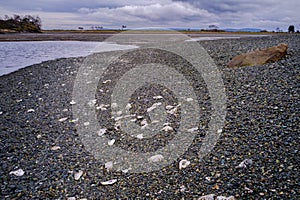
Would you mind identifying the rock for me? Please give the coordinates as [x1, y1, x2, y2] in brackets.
[227, 43, 288, 68]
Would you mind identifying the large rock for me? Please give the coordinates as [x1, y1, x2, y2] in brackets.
[227, 43, 288, 68]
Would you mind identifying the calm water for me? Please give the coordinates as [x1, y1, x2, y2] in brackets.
[0, 41, 138, 76]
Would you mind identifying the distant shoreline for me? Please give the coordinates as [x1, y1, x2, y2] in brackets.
[0, 30, 285, 42]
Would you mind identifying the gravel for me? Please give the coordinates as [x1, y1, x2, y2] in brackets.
[0, 34, 299, 199]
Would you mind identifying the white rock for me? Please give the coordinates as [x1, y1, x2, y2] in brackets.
[179, 159, 191, 169]
[9, 169, 25, 176]
[148, 154, 164, 162]
[27, 109, 35, 113]
[58, 117, 68, 122]
[105, 161, 113, 171]
[108, 139, 116, 146]
[70, 100, 76, 105]
[0, 111, 3, 115]
[74, 170, 83, 180]
[97, 128, 107, 136]
[51, 146, 61, 151]
[101, 179, 117, 185]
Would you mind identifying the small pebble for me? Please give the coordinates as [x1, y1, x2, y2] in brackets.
[58, 117, 68, 122]
[51, 146, 61, 151]
[108, 139, 116, 146]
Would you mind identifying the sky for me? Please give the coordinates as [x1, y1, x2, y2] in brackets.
[0, 0, 299, 31]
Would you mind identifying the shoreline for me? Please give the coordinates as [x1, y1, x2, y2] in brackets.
[0, 35, 299, 199]
[0, 31, 283, 42]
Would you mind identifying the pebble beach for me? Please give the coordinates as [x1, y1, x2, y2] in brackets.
[0, 34, 299, 199]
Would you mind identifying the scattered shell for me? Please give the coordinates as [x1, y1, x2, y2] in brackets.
[217, 129, 223, 134]
[148, 154, 164, 162]
[96, 104, 109, 111]
[27, 109, 35, 113]
[9, 169, 25, 176]
[166, 107, 178, 115]
[111, 103, 118, 109]
[67, 197, 76, 200]
[147, 102, 162, 113]
[179, 159, 191, 169]
[187, 127, 198, 132]
[216, 196, 236, 200]
[186, 98, 194, 102]
[236, 159, 253, 168]
[70, 100, 76, 105]
[58, 117, 68, 122]
[97, 128, 107, 136]
[51, 146, 61, 151]
[121, 168, 131, 173]
[36, 134, 42, 139]
[88, 99, 97, 107]
[162, 125, 173, 132]
[105, 161, 113, 171]
[180, 185, 186, 192]
[198, 194, 215, 200]
[137, 115, 144, 119]
[74, 170, 83, 180]
[103, 80, 112, 84]
[136, 134, 143, 139]
[83, 122, 90, 126]
[116, 110, 122, 116]
[101, 179, 117, 185]
[0, 111, 3, 115]
[70, 118, 79, 123]
[126, 103, 132, 110]
[166, 105, 174, 110]
[153, 95, 163, 99]
[108, 139, 116, 146]
[16, 99, 23, 103]
[63, 108, 68, 112]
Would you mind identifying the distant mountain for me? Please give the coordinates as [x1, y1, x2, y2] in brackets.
[224, 28, 262, 32]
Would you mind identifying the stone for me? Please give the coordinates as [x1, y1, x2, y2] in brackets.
[227, 43, 288, 68]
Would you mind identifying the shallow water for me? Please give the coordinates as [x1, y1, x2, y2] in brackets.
[0, 41, 138, 76]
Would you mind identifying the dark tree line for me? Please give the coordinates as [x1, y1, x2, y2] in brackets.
[0, 14, 42, 33]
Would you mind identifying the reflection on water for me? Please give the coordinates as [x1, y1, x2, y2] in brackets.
[0, 41, 138, 76]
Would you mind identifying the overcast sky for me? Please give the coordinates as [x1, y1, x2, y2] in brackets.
[0, 0, 299, 31]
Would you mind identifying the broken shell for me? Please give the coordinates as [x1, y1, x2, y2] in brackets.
[27, 109, 35, 113]
[162, 125, 173, 132]
[101, 179, 117, 185]
[74, 170, 83, 180]
[148, 154, 164, 162]
[51, 146, 61, 151]
[153, 96, 163, 99]
[97, 128, 107, 136]
[9, 169, 25, 176]
[108, 139, 116, 146]
[105, 161, 113, 171]
[179, 159, 190, 169]
[58, 117, 68, 122]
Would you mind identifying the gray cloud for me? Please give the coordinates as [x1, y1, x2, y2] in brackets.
[0, 0, 299, 30]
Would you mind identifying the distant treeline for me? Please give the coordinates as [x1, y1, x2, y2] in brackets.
[0, 15, 42, 33]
